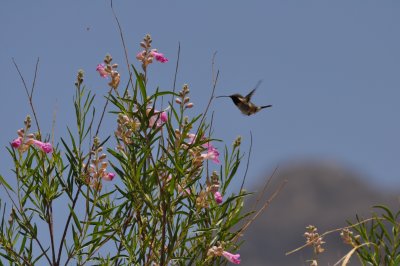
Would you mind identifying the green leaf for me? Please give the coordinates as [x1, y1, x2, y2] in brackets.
[0, 174, 13, 192]
[132, 65, 147, 102]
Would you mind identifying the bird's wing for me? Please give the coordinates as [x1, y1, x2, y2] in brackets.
[245, 80, 262, 101]
[245, 88, 256, 101]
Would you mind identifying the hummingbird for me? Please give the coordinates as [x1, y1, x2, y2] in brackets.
[216, 81, 272, 116]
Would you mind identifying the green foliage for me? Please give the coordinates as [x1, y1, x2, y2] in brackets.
[0, 48, 249, 265]
[346, 205, 400, 266]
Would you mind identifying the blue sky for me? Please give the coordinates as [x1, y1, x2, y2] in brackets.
[1, 1, 400, 193]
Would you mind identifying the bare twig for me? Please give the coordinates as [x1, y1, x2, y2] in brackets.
[205, 111, 215, 181]
[172, 42, 181, 96]
[96, 88, 113, 137]
[251, 164, 279, 212]
[196, 54, 219, 135]
[110, 0, 133, 92]
[212, 52, 218, 85]
[286, 217, 380, 256]
[51, 100, 58, 145]
[47, 207, 56, 264]
[239, 131, 253, 192]
[233, 179, 287, 243]
[12, 57, 41, 135]
[31, 58, 40, 98]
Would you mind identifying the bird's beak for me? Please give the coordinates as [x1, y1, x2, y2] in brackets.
[215, 95, 231, 98]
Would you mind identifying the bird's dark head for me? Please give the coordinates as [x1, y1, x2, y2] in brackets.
[228, 94, 242, 105]
[216, 94, 243, 105]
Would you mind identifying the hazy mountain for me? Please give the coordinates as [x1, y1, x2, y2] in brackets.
[240, 160, 399, 266]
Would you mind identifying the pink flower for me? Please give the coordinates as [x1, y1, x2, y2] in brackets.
[136, 51, 145, 61]
[201, 143, 220, 164]
[96, 63, 109, 78]
[11, 137, 22, 148]
[148, 110, 168, 128]
[214, 191, 223, 204]
[187, 133, 197, 144]
[32, 140, 53, 153]
[103, 172, 115, 181]
[150, 51, 168, 63]
[222, 251, 241, 264]
[160, 111, 168, 123]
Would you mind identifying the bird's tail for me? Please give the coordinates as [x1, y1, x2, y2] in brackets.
[261, 105, 272, 109]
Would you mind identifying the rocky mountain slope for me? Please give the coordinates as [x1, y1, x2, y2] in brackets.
[240, 161, 399, 265]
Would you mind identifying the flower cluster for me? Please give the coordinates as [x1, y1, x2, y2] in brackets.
[115, 113, 140, 145]
[340, 228, 360, 247]
[207, 171, 223, 204]
[175, 84, 194, 109]
[11, 116, 53, 154]
[304, 225, 325, 255]
[147, 107, 168, 128]
[115, 107, 168, 147]
[84, 137, 115, 191]
[196, 172, 223, 209]
[207, 243, 241, 264]
[136, 34, 168, 71]
[187, 133, 220, 164]
[96, 54, 120, 89]
[195, 190, 209, 209]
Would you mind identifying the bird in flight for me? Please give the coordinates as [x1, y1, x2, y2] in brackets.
[216, 80, 272, 116]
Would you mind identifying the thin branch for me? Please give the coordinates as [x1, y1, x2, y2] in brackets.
[95, 89, 113, 137]
[286, 217, 380, 256]
[211, 51, 217, 85]
[12, 58, 41, 135]
[251, 164, 279, 212]
[12, 58, 30, 98]
[31, 58, 40, 98]
[206, 111, 215, 181]
[239, 131, 252, 192]
[110, 0, 133, 92]
[56, 184, 82, 265]
[172, 42, 181, 95]
[168, 42, 181, 109]
[198, 52, 219, 126]
[51, 100, 58, 145]
[47, 207, 56, 264]
[196, 69, 219, 135]
[233, 179, 287, 243]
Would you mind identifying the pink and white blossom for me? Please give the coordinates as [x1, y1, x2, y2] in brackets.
[96, 63, 109, 78]
[136, 51, 146, 61]
[103, 172, 115, 181]
[11, 137, 22, 148]
[201, 143, 220, 164]
[222, 251, 241, 264]
[150, 50, 168, 63]
[32, 140, 53, 153]
[148, 109, 168, 128]
[214, 191, 223, 204]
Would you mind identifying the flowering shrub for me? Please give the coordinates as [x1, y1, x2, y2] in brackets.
[0, 34, 258, 265]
